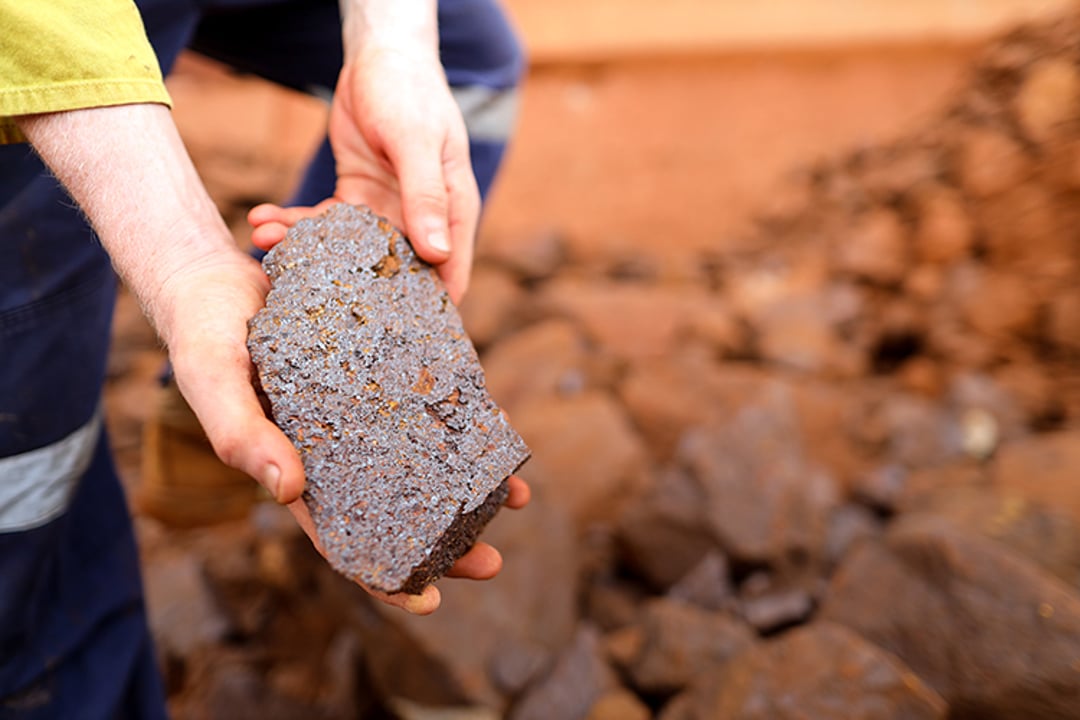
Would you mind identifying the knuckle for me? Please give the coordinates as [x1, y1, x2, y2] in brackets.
[210, 432, 245, 470]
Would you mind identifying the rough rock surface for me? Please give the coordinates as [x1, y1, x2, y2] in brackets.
[666, 623, 946, 720]
[822, 515, 1080, 719]
[619, 598, 756, 695]
[679, 381, 839, 565]
[248, 204, 530, 593]
[508, 625, 617, 720]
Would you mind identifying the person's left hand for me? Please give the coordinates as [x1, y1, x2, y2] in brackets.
[158, 246, 531, 616]
[249, 46, 478, 304]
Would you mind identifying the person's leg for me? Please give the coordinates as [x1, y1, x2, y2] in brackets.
[0, 156, 167, 718]
[0, 0, 210, 712]
[0, 434, 166, 719]
[438, 0, 526, 201]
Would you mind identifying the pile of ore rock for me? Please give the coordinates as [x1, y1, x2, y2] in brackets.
[116, 12, 1080, 720]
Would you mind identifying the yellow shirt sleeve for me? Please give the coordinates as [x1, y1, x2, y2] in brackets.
[0, 0, 171, 143]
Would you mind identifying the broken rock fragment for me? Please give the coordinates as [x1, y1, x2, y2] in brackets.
[248, 203, 530, 594]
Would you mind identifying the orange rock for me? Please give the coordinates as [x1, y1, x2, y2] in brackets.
[832, 209, 910, 285]
[953, 126, 1033, 198]
[954, 265, 1041, 343]
[1014, 59, 1080, 145]
[536, 278, 737, 363]
[756, 293, 841, 374]
[978, 184, 1078, 279]
[995, 430, 1080, 523]
[912, 185, 975, 264]
[458, 263, 526, 348]
[994, 362, 1064, 426]
[513, 392, 649, 527]
[823, 516, 1080, 719]
[695, 623, 946, 720]
[619, 359, 770, 461]
[482, 320, 590, 413]
[1047, 287, 1080, 354]
[586, 689, 651, 720]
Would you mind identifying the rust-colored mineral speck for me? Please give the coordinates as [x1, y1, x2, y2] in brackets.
[247, 204, 530, 594]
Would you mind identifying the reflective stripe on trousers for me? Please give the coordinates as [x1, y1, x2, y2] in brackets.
[0, 412, 101, 533]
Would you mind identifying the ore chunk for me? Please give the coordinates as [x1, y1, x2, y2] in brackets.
[247, 204, 530, 594]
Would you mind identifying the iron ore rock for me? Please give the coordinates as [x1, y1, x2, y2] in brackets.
[247, 204, 530, 594]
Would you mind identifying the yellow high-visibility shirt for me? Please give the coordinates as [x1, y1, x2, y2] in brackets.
[0, 0, 171, 143]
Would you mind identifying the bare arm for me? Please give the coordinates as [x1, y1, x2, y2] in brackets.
[339, 0, 440, 60]
[18, 103, 302, 502]
[19, 104, 235, 333]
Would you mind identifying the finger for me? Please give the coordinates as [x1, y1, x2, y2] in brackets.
[445, 542, 503, 580]
[436, 141, 480, 304]
[250, 199, 343, 250]
[248, 203, 317, 230]
[175, 350, 306, 506]
[369, 584, 442, 615]
[250, 221, 289, 251]
[389, 138, 453, 266]
[505, 475, 531, 509]
[248, 202, 287, 227]
[248, 200, 339, 228]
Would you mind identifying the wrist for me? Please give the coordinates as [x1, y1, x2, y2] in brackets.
[153, 245, 266, 351]
[339, 0, 438, 63]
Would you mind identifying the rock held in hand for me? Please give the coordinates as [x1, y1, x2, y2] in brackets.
[247, 203, 530, 594]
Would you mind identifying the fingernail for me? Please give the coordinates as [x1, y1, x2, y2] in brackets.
[427, 228, 451, 255]
[262, 463, 282, 501]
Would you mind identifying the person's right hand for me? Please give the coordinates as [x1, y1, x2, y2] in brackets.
[248, 1, 479, 305]
[247, 42, 479, 305]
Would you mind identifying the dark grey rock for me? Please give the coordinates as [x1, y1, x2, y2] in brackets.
[509, 625, 617, 720]
[623, 598, 756, 695]
[248, 203, 530, 593]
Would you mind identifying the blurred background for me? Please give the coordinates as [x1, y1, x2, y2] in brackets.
[106, 1, 1080, 718]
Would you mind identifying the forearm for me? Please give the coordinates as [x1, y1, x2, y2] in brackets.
[338, 0, 439, 62]
[16, 103, 238, 343]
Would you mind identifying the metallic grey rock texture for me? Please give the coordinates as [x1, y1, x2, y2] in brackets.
[248, 204, 530, 593]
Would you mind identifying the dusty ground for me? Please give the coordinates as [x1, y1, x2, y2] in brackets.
[104, 19, 1080, 720]
[482, 44, 979, 262]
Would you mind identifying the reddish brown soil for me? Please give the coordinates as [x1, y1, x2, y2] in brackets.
[483, 44, 979, 262]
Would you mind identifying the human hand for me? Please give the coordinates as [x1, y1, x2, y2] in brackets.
[250, 46, 479, 304]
